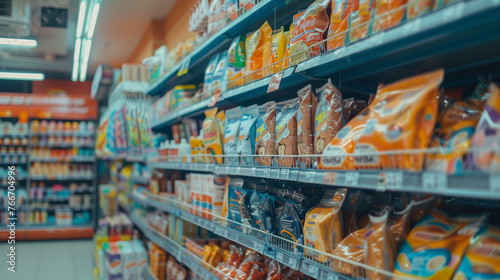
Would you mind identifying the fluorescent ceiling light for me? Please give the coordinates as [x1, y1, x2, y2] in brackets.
[71, 38, 82, 81]
[0, 72, 45, 81]
[0, 38, 37, 47]
[79, 39, 92, 82]
[76, 1, 87, 38]
[87, 3, 101, 39]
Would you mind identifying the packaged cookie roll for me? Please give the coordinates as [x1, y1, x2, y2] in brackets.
[255, 101, 276, 166]
[297, 85, 317, 168]
[314, 79, 345, 155]
[276, 98, 300, 167]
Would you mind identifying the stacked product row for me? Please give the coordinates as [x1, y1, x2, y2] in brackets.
[148, 172, 500, 280]
[151, 0, 456, 120]
[155, 70, 499, 174]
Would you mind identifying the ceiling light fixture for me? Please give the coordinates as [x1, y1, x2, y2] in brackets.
[0, 38, 37, 47]
[73, 0, 101, 82]
[0, 72, 45, 81]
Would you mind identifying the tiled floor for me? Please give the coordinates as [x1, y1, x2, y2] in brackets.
[0, 239, 94, 280]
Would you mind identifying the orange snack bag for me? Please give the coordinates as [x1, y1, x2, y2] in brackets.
[245, 21, 272, 83]
[355, 69, 443, 171]
[372, 0, 407, 34]
[289, 0, 330, 66]
[319, 106, 369, 170]
[347, 0, 373, 43]
[327, 0, 357, 51]
[364, 210, 397, 280]
[297, 85, 317, 167]
[255, 102, 276, 166]
[331, 227, 367, 277]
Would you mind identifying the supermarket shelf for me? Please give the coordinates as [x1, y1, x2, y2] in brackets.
[31, 144, 94, 148]
[148, 161, 500, 200]
[130, 191, 149, 209]
[0, 162, 28, 165]
[30, 156, 95, 162]
[98, 154, 147, 162]
[146, 0, 292, 96]
[150, 0, 500, 130]
[0, 153, 29, 156]
[28, 205, 93, 211]
[0, 224, 94, 241]
[31, 132, 95, 137]
[30, 175, 93, 180]
[130, 213, 221, 280]
[140, 193, 351, 279]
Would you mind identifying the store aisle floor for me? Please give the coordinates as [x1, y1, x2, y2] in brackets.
[0, 239, 94, 280]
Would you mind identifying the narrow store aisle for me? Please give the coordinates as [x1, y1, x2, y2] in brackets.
[0, 239, 94, 280]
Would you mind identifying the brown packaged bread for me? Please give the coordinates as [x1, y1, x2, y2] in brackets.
[256, 102, 276, 166]
[297, 85, 317, 167]
[276, 99, 300, 167]
[364, 211, 397, 280]
[314, 79, 345, 154]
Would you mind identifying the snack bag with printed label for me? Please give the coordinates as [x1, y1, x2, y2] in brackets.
[245, 21, 272, 83]
[327, 0, 357, 51]
[255, 102, 276, 166]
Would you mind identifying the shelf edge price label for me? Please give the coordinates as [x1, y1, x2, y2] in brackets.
[263, 168, 271, 178]
[253, 241, 264, 253]
[288, 257, 298, 270]
[176, 248, 183, 261]
[177, 57, 191, 77]
[251, 167, 257, 176]
[327, 273, 339, 280]
[308, 264, 319, 278]
[323, 172, 338, 185]
[422, 172, 447, 192]
[235, 167, 241, 175]
[345, 172, 359, 186]
[280, 169, 290, 179]
[276, 252, 284, 262]
[489, 175, 500, 193]
[267, 71, 284, 93]
[305, 171, 315, 183]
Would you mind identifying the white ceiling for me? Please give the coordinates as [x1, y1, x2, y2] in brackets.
[89, 0, 177, 74]
[0, 0, 177, 80]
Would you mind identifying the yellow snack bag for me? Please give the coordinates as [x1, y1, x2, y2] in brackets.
[453, 226, 500, 280]
[267, 27, 286, 76]
[245, 21, 272, 83]
[203, 108, 224, 164]
[331, 227, 367, 277]
[216, 110, 226, 144]
[304, 188, 347, 263]
[394, 211, 486, 280]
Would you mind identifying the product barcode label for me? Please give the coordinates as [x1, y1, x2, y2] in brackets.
[378, 172, 403, 189]
[308, 265, 319, 278]
[251, 167, 257, 176]
[422, 172, 447, 191]
[235, 167, 241, 175]
[305, 171, 315, 182]
[280, 169, 290, 179]
[276, 252, 284, 262]
[288, 258, 298, 270]
[263, 168, 271, 178]
[327, 273, 339, 280]
[345, 172, 359, 186]
[323, 172, 338, 185]
[253, 242, 264, 253]
[489, 175, 500, 193]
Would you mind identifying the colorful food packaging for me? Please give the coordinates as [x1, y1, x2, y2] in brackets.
[452, 226, 500, 280]
[297, 84, 317, 168]
[266, 260, 285, 280]
[240, 0, 256, 14]
[289, 0, 330, 66]
[235, 249, 268, 280]
[407, 0, 434, 20]
[315, 79, 345, 154]
[342, 190, 373, 236]
[388, 200, 414, 249]
[279, 199, 304, 250]
[227, 36, 246, 89]
[203, 108, 224, 164]
[331, 227, 367, 277]
[226, 0, 239, 22]
[347, 0, 373, 43]
[203, 54, 220, 99]
[216, 110, 226, 143]
[255, 101, 276, 166]
[245, 21, 272, 83]
[238, 105, 260, 166]
[327, 0, 356, 51]
[212, 51, 229, 98]
[258, 194, 277, 234]
[394, 211, 487, 280]
[304, 188, 347, 263]
[468, 83, 500, 172]
[224, 107, 242, 165]
[276, 99, 300, 167]
[268, 27, 286, 75]
[364, 210, 397, 280]
[216, 245, 244, 280]
[372, 0, 408, 34]
[227, 178, 252, 232]
[355, 69, 443, 171]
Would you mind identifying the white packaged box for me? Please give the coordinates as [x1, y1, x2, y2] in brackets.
[117, 241, 136, 280]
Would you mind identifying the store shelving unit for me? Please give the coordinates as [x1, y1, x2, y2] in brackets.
[150, 0, 500, 130]
[130, 213, 225, 280]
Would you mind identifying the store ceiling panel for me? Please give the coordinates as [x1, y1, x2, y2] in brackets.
[0, 0, 176, 80]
